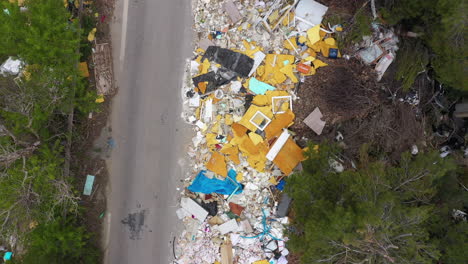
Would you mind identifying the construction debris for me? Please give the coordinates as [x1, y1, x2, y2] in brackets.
[175, 0, 344, 262]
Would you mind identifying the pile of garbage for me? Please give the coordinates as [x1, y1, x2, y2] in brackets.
[354, 23, 399, 81]
[175, 1, 342, 263]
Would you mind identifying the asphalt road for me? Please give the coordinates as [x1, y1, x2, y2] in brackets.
[104, 0, 192, 263]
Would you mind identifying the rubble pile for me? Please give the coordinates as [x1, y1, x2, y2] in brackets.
[176, 1, 343, 263]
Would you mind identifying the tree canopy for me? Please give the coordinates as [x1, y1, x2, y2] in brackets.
[285, 143, 464, 264]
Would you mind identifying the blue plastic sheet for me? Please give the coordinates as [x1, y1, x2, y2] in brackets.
[249, 77, 275, 95]
[188, 169, 243, 195]
[3, 252, 12, 261]
[275, 179, 286, 191]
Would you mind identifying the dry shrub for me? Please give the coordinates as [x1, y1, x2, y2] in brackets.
[293, 62, 380, 140]
[341, 102, 425, 161]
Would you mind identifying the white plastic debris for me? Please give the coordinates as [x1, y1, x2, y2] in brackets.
[295, 0, 328, 32]
[0, 57, 23, 76]
[216, 219, 239, 235]
[411, 145, 419, 155]
[180, 197, 209, 222]
[266, 129, 290, 161]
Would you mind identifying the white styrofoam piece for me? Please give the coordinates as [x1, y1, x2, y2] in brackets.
[180, 197, 208, 222]
[266, 129, 290, 161]
[295, 0, 328, 32]
[217, 219, 239, 235]
[248, 51, 266, 76]
[203, 99, 213, 123]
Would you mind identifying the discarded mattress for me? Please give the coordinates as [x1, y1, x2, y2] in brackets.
[203, 46, 254, 77]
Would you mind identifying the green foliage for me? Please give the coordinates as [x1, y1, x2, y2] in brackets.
[426, 171, 468, 263]
[0, 1, 100, 261]
[382, 0, 468, 91]
[395, 39, 429, 91]
[0, 144, 75, 236]
[20, 217, 99, 264]
[285, 143, 458, 264]
[0, 0, 97, 136]
[343, 9, 372, 47]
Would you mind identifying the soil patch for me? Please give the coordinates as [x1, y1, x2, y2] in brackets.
[292, 58, 427, 161]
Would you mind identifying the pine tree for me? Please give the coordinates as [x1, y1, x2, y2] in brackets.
[286, 143, 458, 264]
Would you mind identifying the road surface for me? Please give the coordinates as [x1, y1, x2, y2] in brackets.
[104, 0, 192, 263]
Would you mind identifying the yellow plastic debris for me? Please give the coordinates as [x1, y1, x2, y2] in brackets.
[280, 63, 298, 83]
[269, 177, 278, 185]
[268, 10, 280, 25]
[253, 260, 270, 264]
[248, 132, 264, 145]
[206, 152, 227, 177]
[225, 114, 233, 125]
[239, 105, 273, 132]
[232, 123, 248, 138]
[313, 144, 320, 153]
[265, 110, 295, 139]
[206, 133, 219, 145]
[94, 12, 99, 18]
[239, 134, 259, 155]
[256, 65, 265, 76]
[236, 172, 244, 182]
[78, 62, 90, 77]
[211, 122, 221, 134]
[324, 38, 336, 46]
[200, 59, 210, 74]
[87, 28, 97, 42]
[298, 35, 307, 45]
[198, 82, 207, 94]
[273, 138, 305, 175]
[283, 37, 298, 51]
[313, 59, 328, 69]
[252, 95, 269, 106]
[95, 95, 105, 103]
[261, 54, 294, 85]
[221, 144, 240, 165]
[319, 29, 327, 39]
[307, 25, 321, 46]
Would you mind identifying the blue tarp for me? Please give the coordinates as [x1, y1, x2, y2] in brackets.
[3, 252, 12, 261]
[188, 169, 243, 195]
